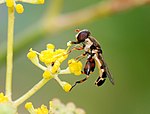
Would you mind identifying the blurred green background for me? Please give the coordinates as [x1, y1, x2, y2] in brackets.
[0, 0, 150, 114]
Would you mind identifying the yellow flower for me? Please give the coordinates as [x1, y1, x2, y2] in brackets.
[27, 48, 39, 66]
[68, 59, 82, 75]
[0, 93, 8, 103]
[27, 48, 37, 59]
[62, 82, 72, 92]
[15, 4, 24, 14]
[20, 0, 45, 4]
[3, 0, 45, 14]
[25, 102, 33, 110]
[27, 42, 85, 92]
[25, 99, 86, 114]
[46, 43, 55, 51]
[35, 105, 48, 114]
[38, 0, 44, 4]
[39, 49, 54, 65]
[51, 61, 60, 74]
[6, 0, 14, 7]
[43, 70, 53, 79]
[25, 102, 48, 114]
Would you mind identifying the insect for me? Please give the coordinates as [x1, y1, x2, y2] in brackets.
[69, 29, 114, 91]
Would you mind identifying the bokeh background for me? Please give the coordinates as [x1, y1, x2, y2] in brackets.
[0, 0, 150, 114]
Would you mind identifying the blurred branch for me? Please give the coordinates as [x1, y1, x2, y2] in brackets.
[45, 0, 150, 30]
[0, 0, 150, 67]
[44, 0, 64, 18]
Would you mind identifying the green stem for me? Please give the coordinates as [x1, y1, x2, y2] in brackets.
[5, 7, 15, 101]
[14, 78, 50, 107]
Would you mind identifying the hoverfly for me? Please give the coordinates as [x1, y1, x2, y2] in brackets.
[69, 29, 114, 91]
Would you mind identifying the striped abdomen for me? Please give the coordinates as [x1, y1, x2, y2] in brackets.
[94, 52, 114, 86]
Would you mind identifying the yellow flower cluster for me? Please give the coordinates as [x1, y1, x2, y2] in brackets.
[0, 93, 8, 103]
[27, 42, 83, 92]
[25, 98, 86, 114]
[3, 0, 44, 14]
[27, 44, 69, 74]
[40, 48, 68, 66]
[35, 105, 48, 114]
[25, 102, 48, 114]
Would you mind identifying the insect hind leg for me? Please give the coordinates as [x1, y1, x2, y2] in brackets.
[69, 76, 89, 91]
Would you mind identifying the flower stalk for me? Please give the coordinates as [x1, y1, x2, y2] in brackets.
[14, 78, 50, 107]
[5, 7, 15, 101]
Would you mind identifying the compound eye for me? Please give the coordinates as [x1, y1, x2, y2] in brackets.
[77, 32, 89, 43]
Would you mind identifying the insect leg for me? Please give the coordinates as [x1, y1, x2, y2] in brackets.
[75, 53, 86, 61]
[68, 45, 83, 54]
[69, 76, 89, 91]
[71, 41, 80, 44]
[70, 57, 95, 91]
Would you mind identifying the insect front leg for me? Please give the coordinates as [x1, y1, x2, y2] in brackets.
[68, 44, 83, 54]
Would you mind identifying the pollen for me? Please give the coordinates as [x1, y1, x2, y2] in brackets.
[63, 82, 72, 92]
[0, 93, 8, 103]
[25, 102, 33, 109]
[15, 4, 24, 14]
[43, 70, 52, 79]
[6, 0, 14, 7]
[68, 59, 82, 76]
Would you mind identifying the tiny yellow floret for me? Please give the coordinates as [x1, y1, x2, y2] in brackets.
[6, 0, 14, 7]
[16, 4, 24, 14]
[39, 50, 54, 64]
[68, 59, 82, 76]
[38, 0, 45, 4]
[51, 61, 60, 74]
[57, 54, 68, 63]
[0, 93, 8, 103]
[63, 82, 72, 92]
[49, 101, 53, 108]
[25, 102, 33, 109]
[47, 44, 55, 50]
[43, 70, 52, 79]
[35, 105, 48, 114]
[27, 48, 37, 59]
